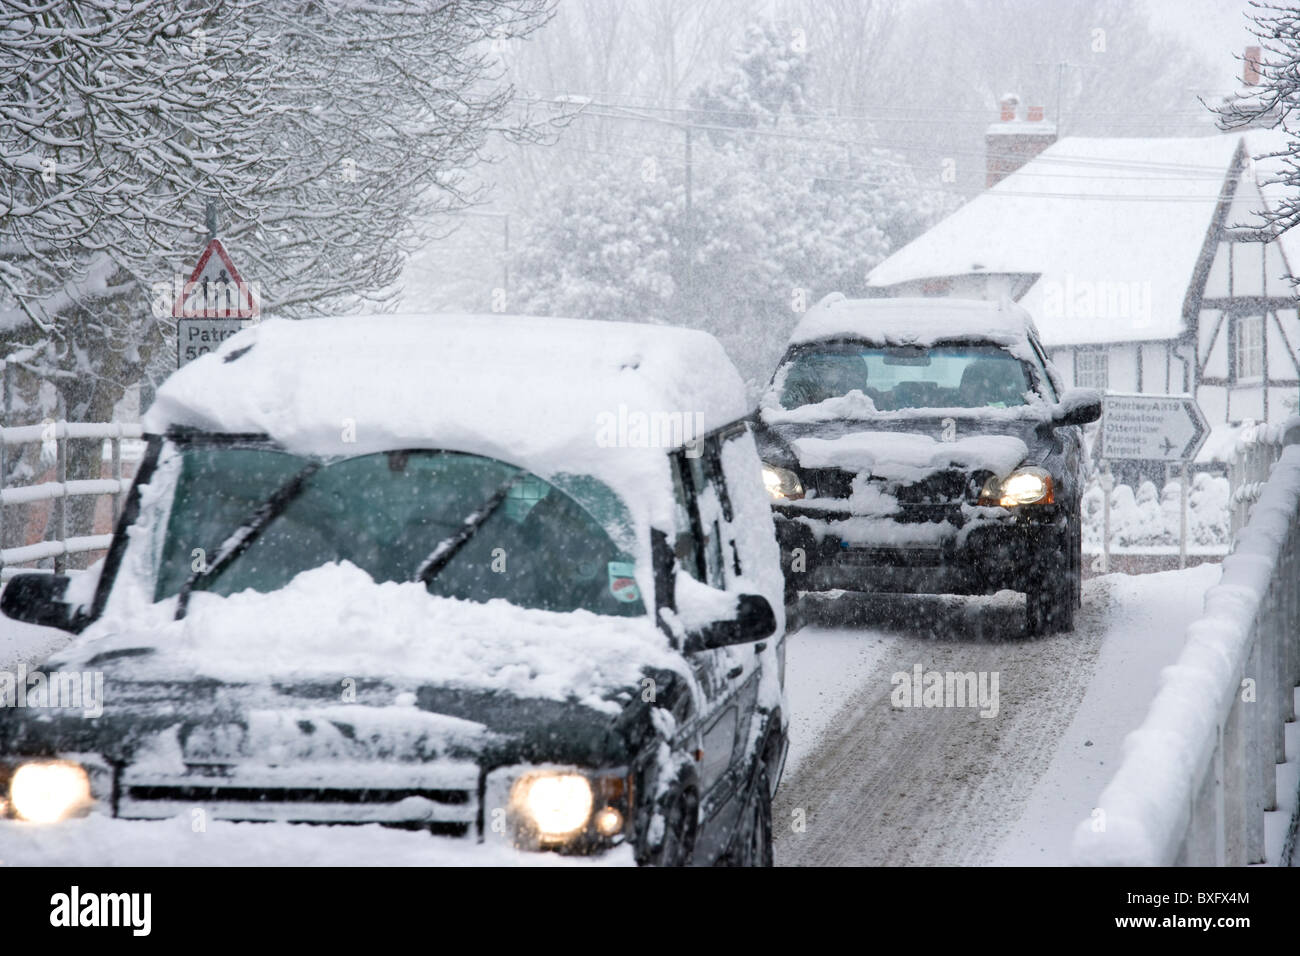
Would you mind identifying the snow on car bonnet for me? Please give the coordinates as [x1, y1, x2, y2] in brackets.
[791, 432, 1028, 483]
[143, 314, 749, 531]
[63, 562, 685, 714]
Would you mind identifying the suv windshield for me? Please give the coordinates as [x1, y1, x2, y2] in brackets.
[778, 343, 1034, 412]
[154, 446, 644, 618]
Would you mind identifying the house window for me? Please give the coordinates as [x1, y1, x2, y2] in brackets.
[1235, 314, 1264, 380]
[1075, 349, 1109, 390]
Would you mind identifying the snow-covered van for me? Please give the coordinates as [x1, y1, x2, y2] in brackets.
[0, 315, 788, 866]
[755, 296, 1101, 635]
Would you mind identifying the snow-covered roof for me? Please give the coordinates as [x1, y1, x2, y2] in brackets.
[143, 313, 749, 529]
[866, 133, 1288, 347]
[787, 295, 1037, 349]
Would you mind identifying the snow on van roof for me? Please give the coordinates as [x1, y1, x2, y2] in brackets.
[787, 295, 1036, 348]
[143, 313, 748, 527]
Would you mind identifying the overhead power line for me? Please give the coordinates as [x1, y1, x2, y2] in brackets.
[521, 86, 1219, 121]
[546, 101, 1242, 178]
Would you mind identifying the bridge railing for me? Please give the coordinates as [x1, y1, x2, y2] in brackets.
[1073, 424, 1300, 866]
[0, 421, 143, 581]
[1230, 417, 1300, 536]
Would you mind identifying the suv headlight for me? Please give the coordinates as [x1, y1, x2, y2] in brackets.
[761, 464, 805, 500]
[485, 766, 631, 852]
[6, 760, 93, 823]
[979, 467, 1055, 507]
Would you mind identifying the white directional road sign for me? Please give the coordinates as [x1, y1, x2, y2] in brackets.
[1100, 392, 1210, 462]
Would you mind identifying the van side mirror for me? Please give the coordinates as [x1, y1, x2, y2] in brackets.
[1054, 388, 1102, 427]
[682, 593, 776, 654]
[0, 574, 88, 633]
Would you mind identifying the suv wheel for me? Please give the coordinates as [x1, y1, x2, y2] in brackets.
[1026, 556, 1075, 636]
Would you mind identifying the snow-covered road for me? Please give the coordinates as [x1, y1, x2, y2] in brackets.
[774, 565, 1221, 866]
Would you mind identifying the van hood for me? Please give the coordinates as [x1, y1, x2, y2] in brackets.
[0, 662, 673, 771]
[2, 562, 688, 770]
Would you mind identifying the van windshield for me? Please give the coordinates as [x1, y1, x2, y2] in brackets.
[778, 343, 1034, 411]
[154, 446, 644, 618]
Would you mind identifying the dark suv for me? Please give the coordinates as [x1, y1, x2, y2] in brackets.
[754, 296, 1100, 635]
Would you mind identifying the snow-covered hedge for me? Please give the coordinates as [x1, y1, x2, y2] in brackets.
[1082, 474, 1231, 551]
[1072, 443, 1300, 866]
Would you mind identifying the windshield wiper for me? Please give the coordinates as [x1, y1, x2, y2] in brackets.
[174, 462, 322, 620]
[416, 472, 523, 586]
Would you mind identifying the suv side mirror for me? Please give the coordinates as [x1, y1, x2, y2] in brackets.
[682, 593, 776, 654]
[0, 574, 88, 633]
[1054, 388, 1102, 427]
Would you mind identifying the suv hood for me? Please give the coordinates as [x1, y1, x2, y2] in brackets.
[757, 412, 1055, 478]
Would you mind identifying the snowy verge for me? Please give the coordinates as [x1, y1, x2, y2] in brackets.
[1072, 444, 1300, 866]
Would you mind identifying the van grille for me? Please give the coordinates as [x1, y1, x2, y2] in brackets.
[118, 763, 479, 834]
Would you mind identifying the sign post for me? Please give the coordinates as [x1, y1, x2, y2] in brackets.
[1099, 393, 1210, 569]
[1101, 460, 1112, 574]
[173, 238, 258, 368]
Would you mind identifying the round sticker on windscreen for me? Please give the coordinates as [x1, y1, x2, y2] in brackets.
[607, 561, 640, 603]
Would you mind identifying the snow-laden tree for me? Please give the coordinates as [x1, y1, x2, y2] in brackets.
[0, 0, 552, 559]
[689, 19, 812, 131]
[510, 161, 678, 323]
[510, 17, 954, 388]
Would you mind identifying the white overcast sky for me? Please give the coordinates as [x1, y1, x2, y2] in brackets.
[1146, 0, 1258, 94]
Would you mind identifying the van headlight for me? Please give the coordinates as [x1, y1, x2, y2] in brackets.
[979, 467, 1055, 507]
[485, 766, 631, 852]
[8, 761, 92, 823]
[514, 773, 593, 840]
[761, 464, 804, 501]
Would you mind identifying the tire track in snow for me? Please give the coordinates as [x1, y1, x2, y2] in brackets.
[774, 582, 1115, 866]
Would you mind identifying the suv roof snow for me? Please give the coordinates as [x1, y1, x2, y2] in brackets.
[788, 294, 1039, 350]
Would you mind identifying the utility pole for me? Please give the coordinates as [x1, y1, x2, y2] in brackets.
[1055, 61, 1066, 136]
[684, 123, 694, 301]
[1032, 60, 1101, 137]
[205, 200, 218, 241]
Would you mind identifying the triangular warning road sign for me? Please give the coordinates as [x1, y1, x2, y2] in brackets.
[171, 238, 259, 319]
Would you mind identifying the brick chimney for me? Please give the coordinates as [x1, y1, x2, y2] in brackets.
[986, 93, 1057, 188]
[1244, 46, 1261, 85]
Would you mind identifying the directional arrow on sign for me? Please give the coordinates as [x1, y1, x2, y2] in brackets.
[1099, 392, 1210, 462]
